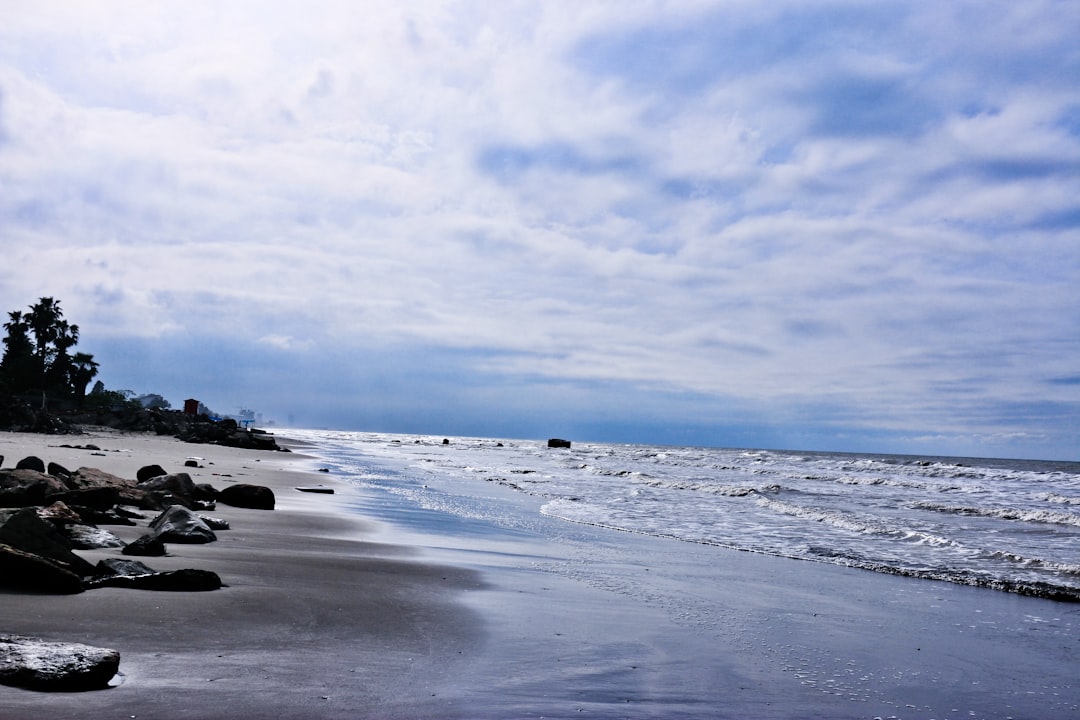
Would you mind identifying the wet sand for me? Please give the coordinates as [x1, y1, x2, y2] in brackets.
[1, 428, 1078, 719]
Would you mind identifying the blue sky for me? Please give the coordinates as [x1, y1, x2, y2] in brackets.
[1, 1, 1078, 459]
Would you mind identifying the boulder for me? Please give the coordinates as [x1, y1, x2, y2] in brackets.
[139, 472, 197, 506]
[198, 514, 230, 531]
[547, 438, 572, 449]
[88, 568, 222, 592]
[193, 483, 219, 502]
[137, 464, 168, 483]
[95, 557, 156, 576]
[217, 483, 275, 510]
[0, 545, 84, 594]
[65, 525, 125, 550]
[121, 534, 167, 557]
[0, 508, 96, 576]
[64, 505, 137, 526]
[15, 456, 46, 473]
[46, 461, 72, 479]
[0, 469, 68, 507]
[149, 505, 217, 544]
[37, 501, 82, 526]
[0, 635, 119, 691]
[50, 486, 120, 511]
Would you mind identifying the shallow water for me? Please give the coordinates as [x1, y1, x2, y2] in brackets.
[285, 430, 1080, 601]
[283, 429, 1080, 718]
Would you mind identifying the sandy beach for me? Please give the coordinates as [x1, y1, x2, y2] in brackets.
[1, 428, 1078, 719]
[0, 429, 484, 719]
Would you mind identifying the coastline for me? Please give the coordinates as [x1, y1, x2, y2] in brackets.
[0, 429, 485, 719]
[2, 428, 1078, 719]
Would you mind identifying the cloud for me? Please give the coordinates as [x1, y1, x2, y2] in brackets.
[0, 1, 1078, 459]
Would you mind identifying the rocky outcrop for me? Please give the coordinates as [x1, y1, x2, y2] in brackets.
[65, 524, 125, 550]
[149, 505, 217, 544]
[0, 635, 119, 691]
[218, 483, 275, 510]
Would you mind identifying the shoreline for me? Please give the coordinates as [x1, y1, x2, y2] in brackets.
[2, 428, 1079, 718]
[0, 429, 485, 719]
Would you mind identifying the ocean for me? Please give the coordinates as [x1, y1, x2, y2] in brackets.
[282, 429, 1080, 603]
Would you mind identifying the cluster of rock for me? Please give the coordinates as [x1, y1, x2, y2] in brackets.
[0, 453, 276, 691]
[0, 396, 285, 452]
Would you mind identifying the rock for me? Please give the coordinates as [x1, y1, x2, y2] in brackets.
[65, 467, 144, 508]
[547, 438, 572, 449]
[197, 514, 230, 530]
[0, 544, 85, 593]
[37, 501, 82, 526]
[136, 464, 167, 483]
[0, 468, 68, 507]
[0, 508, 96, 576]
[184, 459, 199, 468]
[0, 635, 119, 691]
[218, 483, 275, 510]
[65, 524, 125, 550]
[296, 486, 334, 494]
[121, 534, 167, 557]
[50, 486, 120, 511]
[15, 456, 46, 473]
[46, 461, 72, 479]
[149, 505, 217, 543]
[139, 472, 197, 506]
[87, 568, 222, 592]
[96, 557, 157, 576]
[63, 505, 137, 526]
[193, 483, 218, 502]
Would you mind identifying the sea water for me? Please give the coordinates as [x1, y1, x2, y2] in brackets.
[282, 430, 1080, 602]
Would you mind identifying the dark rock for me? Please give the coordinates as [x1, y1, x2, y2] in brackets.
[50, 486, 120, 511]
[95, 557, 156, 576]
[0, 544, 85, 594]
[0, 468, 68, 507]
[121, 534, 167, 557]
[136, 464, 167, 483]
[139, 472, 197, 504]
[193, 483, 219, 501]
[547, 438, 572, 449]
[65, 505, 137, 526]
[65, 467, 142, 507]
[46, 461, 72, 479]
[442, 438, 450, 445]
[15, 456, 46, 473]
[184, 459, 199, 468]
[149, 505, 217, 543]
[218, 483, 275, 510]
[65, 524, 125, 550]
[37, 501, 82, 526]
[0, 635, 119, 690]
[87, 568, 222, 592]
[198, 514, 230, 530]
[0, 508, 96, 576]
[296, 486, 334, 494]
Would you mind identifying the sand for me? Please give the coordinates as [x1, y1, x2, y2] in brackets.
[0, 429, 484, 719]
[1, 428, 1078, 719]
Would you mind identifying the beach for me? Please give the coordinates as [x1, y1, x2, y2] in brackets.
[1, 428, 1078, 719]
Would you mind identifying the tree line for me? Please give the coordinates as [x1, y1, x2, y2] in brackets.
[0, 297, 100, 409]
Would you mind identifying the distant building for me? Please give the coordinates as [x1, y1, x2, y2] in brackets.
[184, 398, 199, 416]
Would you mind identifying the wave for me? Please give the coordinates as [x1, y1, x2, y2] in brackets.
[1042, 493, 1080, 506]
[640, 478, 781, 496]
[755, 497, 959, 546]
[913, 501, 1080, 528]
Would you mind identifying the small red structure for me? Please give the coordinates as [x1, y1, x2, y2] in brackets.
[183, 398, 199, 416]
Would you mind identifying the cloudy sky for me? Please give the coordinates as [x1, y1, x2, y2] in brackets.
[1, 1, 1078, 459]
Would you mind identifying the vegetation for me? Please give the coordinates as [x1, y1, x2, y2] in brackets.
[0, 297, 99, 409]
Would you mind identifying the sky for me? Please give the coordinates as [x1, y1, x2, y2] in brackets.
[1, 1, 1078, 460]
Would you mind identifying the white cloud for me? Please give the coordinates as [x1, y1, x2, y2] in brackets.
[1, 1, 1078, 457]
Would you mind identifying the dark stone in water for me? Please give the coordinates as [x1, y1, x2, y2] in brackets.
[547, 438, 572, 449]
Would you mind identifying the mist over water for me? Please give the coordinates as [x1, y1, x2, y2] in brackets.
[283, 430, 1080, 602]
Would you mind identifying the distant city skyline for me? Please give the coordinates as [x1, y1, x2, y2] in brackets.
[1, 2, 1077, 460]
